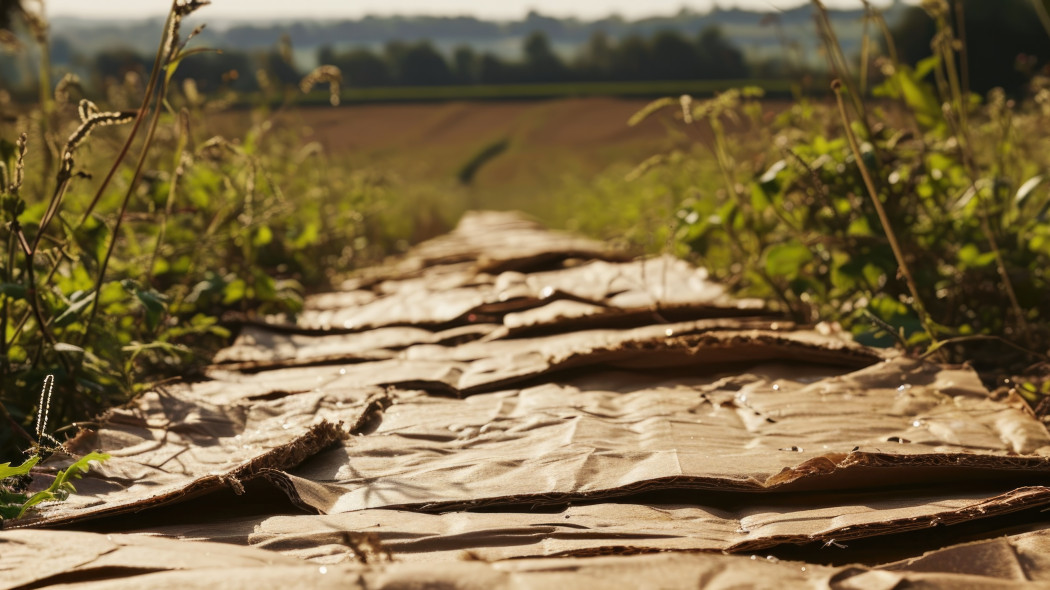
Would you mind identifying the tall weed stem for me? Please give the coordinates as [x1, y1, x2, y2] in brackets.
[832, 80, 937, 344]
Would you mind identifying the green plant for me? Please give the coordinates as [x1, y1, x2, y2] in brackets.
[627, 0, 1050, 366]
[0, 451, 110, 520]
[0, 1, 372, 462]
[1, 375, 109, 521]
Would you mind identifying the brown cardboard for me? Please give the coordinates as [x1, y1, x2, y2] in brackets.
[7, 211, 1050, 588]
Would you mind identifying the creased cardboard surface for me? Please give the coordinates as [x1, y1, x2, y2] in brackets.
[207, 323, 883, 397]
[271, 357, 1050, 513]
[7, 210, 1050, 588]
[10, 385, 382, 528]
[112, 486, 1050, 562]
[7, 528, 1050, 589]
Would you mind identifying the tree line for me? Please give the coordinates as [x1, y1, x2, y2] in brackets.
[3, 0, 1050, 99]
[317, 28, 748, 87]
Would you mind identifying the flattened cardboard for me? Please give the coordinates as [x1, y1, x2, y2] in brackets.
[277, 358, 1050, 514]
[119, 487, 1050, 563]
[213, 324, 494, 371]
[208, 324, 882, 398]
[5, 385, 384, 528]
[296, 256, 768, 334]
[0, 530, 305, 590]
[350, 210, 628, 285]
[8, 211, 1050, 587]
[7, 529, 1050, 590]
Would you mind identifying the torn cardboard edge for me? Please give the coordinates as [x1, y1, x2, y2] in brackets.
[266, 450, 1050, 516]
[202, 325, 883, 399]
[4, 420, 348, 531]
[346, 211, 631, 288]
[210, 318, 809, 375]
[455, 329, 887, 396]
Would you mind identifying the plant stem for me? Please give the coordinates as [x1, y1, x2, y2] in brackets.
[832, 79, 938, 344]
[76, 11, 174, 226]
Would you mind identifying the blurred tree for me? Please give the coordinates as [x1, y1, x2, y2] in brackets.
[321, 46, 390, 86]
[173, 49, 257, 92]
[396, 41, 454, 85]
[477, 52, 517, 84]
[575, 30, 614, 80]
[891, 0, 1050, 96]
[696, 26, 748, 79]
[263, 49, 300, 86]
[451, 45, 478, 84]
[93, 48, 152, 82]
[612, 34, 652, 81]
[650, 30, 701, 80]
[522, 31, 566, 82]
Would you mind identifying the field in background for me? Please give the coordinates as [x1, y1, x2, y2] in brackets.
[214, 96, 788, 248]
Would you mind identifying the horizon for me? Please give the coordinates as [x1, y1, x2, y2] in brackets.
[46, 0, 902, 22]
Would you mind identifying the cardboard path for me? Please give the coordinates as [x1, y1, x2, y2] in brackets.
[4, 211, 1050, 588]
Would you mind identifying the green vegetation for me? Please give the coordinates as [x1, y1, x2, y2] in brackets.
[1, 375, 109, 521]
[584, 0, 1050, 373]
[0, 451, 109, 519]
[0, 1, 383, 463]
[2, 0, 1050, 477]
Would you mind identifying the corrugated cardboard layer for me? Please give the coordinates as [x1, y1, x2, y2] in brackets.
[0, 530, 306, 590]
[274, 357, 1050, 514]
[7, 385, 384, 528]
[212, 323, 494, 369]
[8, 211, 1050, 586]
[297, 255, 767, 334]
[114, 487, 1050, 562]
[345, 210, 629, 287]
[207, 324, 883, 397]
[6, 528, 1050, 590]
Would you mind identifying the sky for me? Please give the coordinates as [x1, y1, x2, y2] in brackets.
[46, 0, 899, 21]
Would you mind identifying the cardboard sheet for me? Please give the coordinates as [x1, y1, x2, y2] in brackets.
[212, 323, 495, 370]
[296, 261, 768, 333]
[7, 210, 1050, 589]
[115, 487, 1050, 562]
[348, 210, 628, 285]
[273, 358, 1050, 514]
[5, 528, 1050, 589]
[208, 323, 883, 397]
[8, 385, 383, 528]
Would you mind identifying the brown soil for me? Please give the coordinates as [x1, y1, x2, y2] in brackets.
[210, 97, 792, 194]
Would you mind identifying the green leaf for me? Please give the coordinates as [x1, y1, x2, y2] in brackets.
[764, 242, 813, 278]
[0, 456, 39, 480]
[252, 270, 277, 302]
[133, 287, 168, 332]
[252, 225, 273, 247]
[0, 283, 27, 300]
[18, 452, 109, 518]
[222, 278, 247, 305]
[1015, 175, 1044, 209]
[292, 222, 320, 249]
[958, 243, 997, 269]
[1, 194, 25, 220]
[894, 62, 942, 128]
[54, 291, 97, 328]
